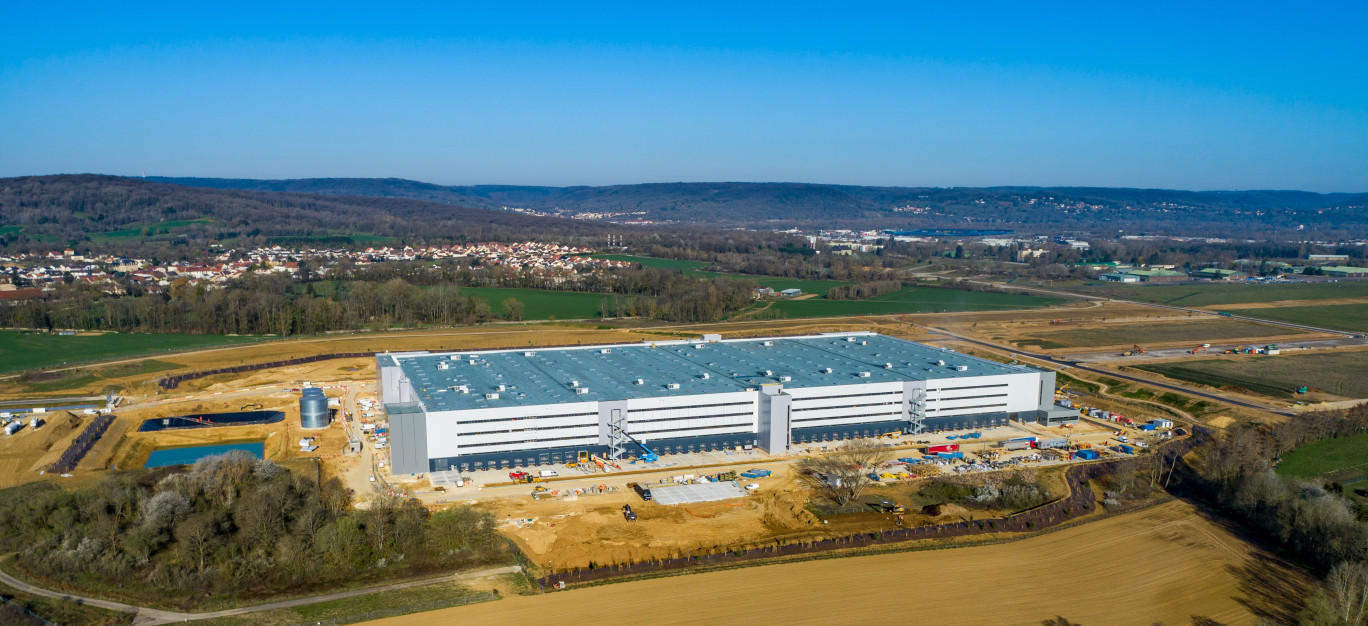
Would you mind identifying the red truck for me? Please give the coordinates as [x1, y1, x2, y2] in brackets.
[924, 444, 960, 454]
[508, 471, 530, 481]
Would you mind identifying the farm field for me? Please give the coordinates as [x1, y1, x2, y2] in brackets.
[1136, 350, 1368, 400]
[1235, 303, 1368, 333]
[452, 287, 614, 320]
[1070, 281, 1368, 307]
[1016, 319, 1306, 350]
[758, 288, 1065, 318]
[1276, 433, 1368, 483]
[380, 500, 1302, 626]
[0, 330, 261, 373]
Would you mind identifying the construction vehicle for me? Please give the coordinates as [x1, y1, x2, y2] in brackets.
[1189, 346, 1207, 354]
[241, 403, 263, 410]
[577, 451, 590, 464]
[590, 454, 621, 472]
[1296, 386, 1309, 394]
[628, 482, 652, 501]
[1133, 345, 1147, 354]
[622, 504, 637, 521]
[881, 430, 902, 439]
[613, 427, 659, 463]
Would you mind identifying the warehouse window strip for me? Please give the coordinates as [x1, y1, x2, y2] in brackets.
[627, 401, 754, 414]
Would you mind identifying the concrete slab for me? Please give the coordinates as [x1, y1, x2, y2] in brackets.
[649, 481, 748, 505]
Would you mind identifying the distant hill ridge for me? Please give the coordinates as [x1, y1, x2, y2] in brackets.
[147, 176, 1368, 234]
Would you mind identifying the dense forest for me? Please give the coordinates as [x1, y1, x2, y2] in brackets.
[0, 452, 508, 604]
[0, 175, 621, 254]
[148, 176, 1368, 238]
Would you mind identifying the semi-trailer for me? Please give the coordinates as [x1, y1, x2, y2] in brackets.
[924, 444, 960, 454]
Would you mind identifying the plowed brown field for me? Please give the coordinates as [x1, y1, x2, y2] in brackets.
[373, 500, 1309, 626]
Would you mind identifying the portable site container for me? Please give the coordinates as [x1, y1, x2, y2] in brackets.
[1073, 449, 1100, 461]
[1116, 444, 1135, 454]
[937, 451, 964, 460]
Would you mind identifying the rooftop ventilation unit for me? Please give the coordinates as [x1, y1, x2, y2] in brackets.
[822, 367, 833, 374]
[524, 351, 536, 357]
[846, 336, 857, 342]
[955, 365, 969, 372]
[570, 380, 579, 388]
[936, 360, 946, 366]
[700, 372, 711, 379]
[633, 378, 644, 385]
[437, 362, 449, 370]
[576, 387, 590, 395]
[861, 340, 868, 346]
[694, 343, 705, 349]
[779, 375, 792, 382]
[496, 383, 507, 392]
[884, 362, 893, 369]
[485, 393, 500, 400]
[468, 359, 477, 365]
[449, 355, 461, 360]
[763, 341, 774, 347]
[667, 383, 681, 390]
[601, 348, 611, 354]
[859, 371, 871, 378]
[452, 385, 469, 394]
[762, 369, 773, 376]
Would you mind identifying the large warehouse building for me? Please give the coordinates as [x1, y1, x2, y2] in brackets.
[378, 332, 1075, 474]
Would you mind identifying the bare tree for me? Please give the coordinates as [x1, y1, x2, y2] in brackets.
[1327, 561, 1368, 625]
[798, 439, 890, 506]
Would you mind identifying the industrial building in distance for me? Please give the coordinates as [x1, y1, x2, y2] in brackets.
[378, 332, 1076, 474]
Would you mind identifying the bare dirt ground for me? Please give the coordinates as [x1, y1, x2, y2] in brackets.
[376, 500, 1307, 626]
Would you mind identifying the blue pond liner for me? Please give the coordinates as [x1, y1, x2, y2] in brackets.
[144, 442, 264, 468]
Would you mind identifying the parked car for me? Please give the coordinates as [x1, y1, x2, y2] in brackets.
[744, 483, 760, 491]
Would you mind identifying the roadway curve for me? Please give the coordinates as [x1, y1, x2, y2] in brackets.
[0, 563, 520, 625]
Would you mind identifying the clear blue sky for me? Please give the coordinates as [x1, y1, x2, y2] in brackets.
[2, 2, 1365, 191]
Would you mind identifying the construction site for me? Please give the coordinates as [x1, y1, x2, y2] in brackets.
[0, 302, 1352, 620]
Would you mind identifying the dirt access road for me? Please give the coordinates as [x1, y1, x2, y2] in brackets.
[375, 500, 1308, 626]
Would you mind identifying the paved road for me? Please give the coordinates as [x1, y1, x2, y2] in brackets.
[0, 564, 521, 625]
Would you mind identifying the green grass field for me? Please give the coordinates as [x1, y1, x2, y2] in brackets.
[1137, 350, 1368, 399]
[89, 217, 213, 241]
[194, 582, 497, 626]
[454, 287, 615, 320]
[0, 331, 260, 373]
[1022, 319, 1304, 349]
[756, 287, 1065, 318]
[591, 254, 712, 272]
[1237, 303, 1368, 333]
[1276, 433, 1368, 482]
[1074, 281, 1368, 307]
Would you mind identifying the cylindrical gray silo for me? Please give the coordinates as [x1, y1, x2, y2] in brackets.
[300, 388, 329, 429]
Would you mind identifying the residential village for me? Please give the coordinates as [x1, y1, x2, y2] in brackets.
[0, 242, 627, 301]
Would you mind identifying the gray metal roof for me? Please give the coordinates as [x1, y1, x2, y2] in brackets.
[393, 332, 1030, 412]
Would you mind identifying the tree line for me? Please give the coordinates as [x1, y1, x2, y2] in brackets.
[0, 452, 508, 605]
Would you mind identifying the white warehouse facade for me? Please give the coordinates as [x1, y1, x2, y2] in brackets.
[378, 332, 1070, 474]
